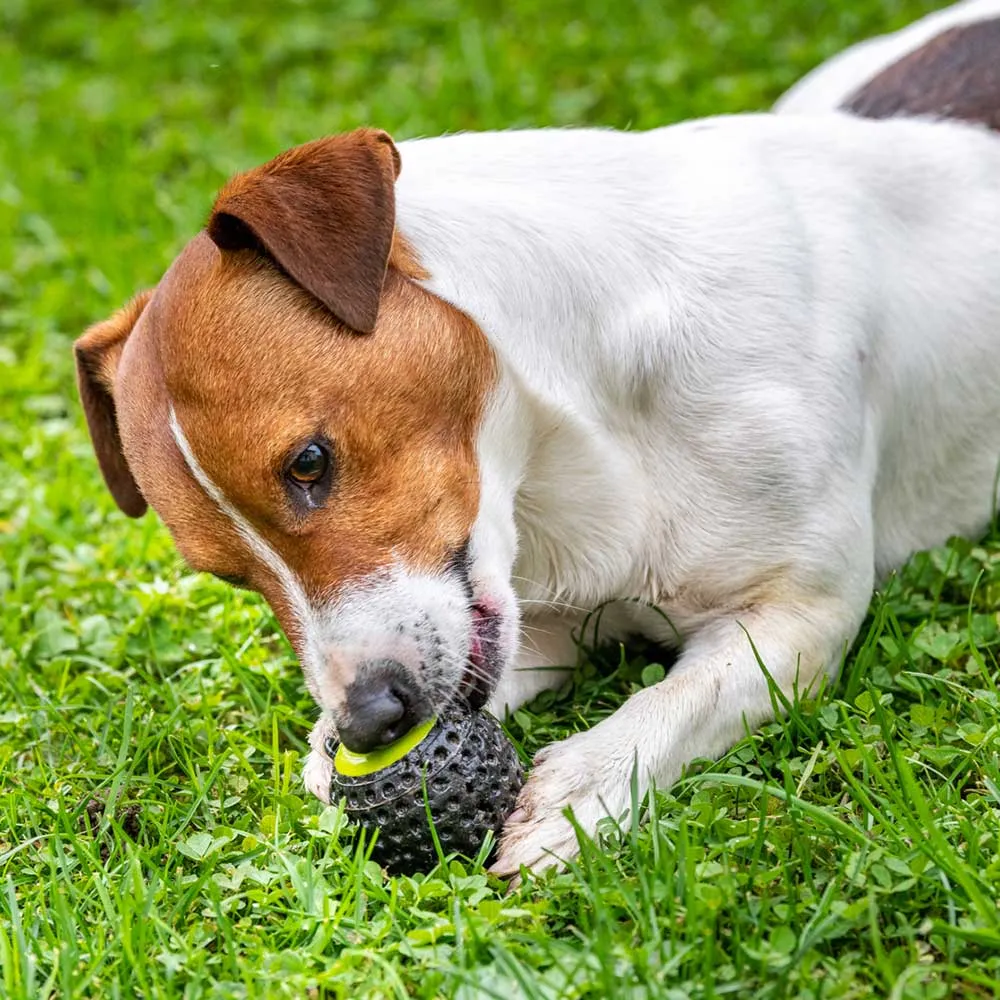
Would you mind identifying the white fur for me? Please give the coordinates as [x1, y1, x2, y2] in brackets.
[776, 0, 1000, 115]
[370, 112, 1000, 873]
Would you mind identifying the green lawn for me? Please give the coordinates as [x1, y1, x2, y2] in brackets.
[3, 0, 1000, 997]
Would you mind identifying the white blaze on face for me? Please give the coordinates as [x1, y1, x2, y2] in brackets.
[167, 406, 325, 680]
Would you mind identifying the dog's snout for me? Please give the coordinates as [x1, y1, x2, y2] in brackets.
[338, 660, 424, 754]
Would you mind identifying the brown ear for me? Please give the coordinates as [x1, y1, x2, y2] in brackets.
[206, 127, 400, 334]
[74, 291, 153, 518]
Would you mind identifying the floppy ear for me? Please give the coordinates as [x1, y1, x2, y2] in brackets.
[74, 291, 153, 518]
[206, 127, 401, 334]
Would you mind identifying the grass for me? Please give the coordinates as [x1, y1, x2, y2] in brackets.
[2, 0, 999, 996]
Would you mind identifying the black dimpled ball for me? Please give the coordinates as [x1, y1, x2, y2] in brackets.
[329, 709, 523, 874]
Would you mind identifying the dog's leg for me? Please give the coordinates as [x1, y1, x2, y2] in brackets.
[490, 591, 868, 876]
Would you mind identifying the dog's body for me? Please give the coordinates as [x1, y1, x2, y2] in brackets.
[394, 113, 1000, 871]
[75, 2, 1000, 876]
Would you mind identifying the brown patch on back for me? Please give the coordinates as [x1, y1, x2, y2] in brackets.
[844, 17, 1000, 130]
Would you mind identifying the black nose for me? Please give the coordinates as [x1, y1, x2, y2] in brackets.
[337, 660, 425, 754]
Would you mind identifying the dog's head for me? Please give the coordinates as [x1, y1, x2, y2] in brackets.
[75, 128, 517, 752]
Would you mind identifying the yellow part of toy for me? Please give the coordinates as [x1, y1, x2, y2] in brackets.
[333, 716, 437, 777]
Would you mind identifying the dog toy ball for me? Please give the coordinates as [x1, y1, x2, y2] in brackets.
[329, 708, 523, 874]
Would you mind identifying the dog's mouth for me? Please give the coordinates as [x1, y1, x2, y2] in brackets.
[457, 601, 503, 710]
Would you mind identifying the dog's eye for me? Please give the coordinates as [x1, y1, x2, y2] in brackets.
[282, 439, 334, 510]
[287, 443, 329, 486]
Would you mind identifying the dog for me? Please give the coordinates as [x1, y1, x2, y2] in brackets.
[74, 1, 1000, 877]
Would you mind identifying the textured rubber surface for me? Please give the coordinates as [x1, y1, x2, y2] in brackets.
[330, 709, 524, 874]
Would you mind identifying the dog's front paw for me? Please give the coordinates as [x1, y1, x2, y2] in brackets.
[302, 748, 334, 803]
[489, 729, 631, 878]
[302, 715, 338, 803]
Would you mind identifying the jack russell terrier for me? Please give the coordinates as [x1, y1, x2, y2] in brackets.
[75, 0, 1000, 876]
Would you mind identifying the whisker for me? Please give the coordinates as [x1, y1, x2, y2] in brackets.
[517, 623, 558, 639]
[468, 571, 593, 621]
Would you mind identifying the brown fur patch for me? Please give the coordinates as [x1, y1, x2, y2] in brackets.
[844, 17, 1000, 131]
[390, 230, 432, 281]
